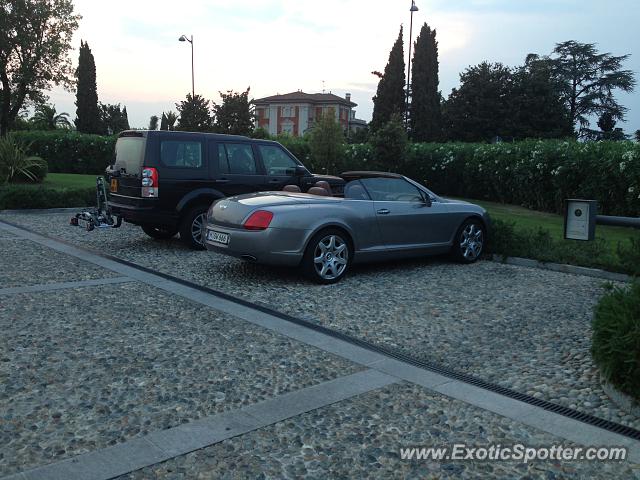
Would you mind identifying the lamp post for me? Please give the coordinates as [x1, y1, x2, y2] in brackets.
[178, 34, 194, 97]
[405, 0, 419, 127]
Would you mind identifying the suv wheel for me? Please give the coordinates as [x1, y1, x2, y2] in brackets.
[141, 225, 178, 240]
[179, 206, 208, 250]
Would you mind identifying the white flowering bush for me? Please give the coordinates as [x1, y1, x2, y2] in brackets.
[343, 140, 640, 216]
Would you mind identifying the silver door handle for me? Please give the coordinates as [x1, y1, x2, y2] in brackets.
[377, 209, 390, 215]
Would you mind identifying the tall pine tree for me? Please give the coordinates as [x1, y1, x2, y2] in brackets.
[371, 27, 405, 131]
[410, 23, 441, 142]
[74, 41, 101, 134]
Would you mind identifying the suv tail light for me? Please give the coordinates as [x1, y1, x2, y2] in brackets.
[243, 210, 274, 230]
[141, 167, 158, 197]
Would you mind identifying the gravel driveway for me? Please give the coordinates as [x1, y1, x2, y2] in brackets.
[1, 212, 637, 432]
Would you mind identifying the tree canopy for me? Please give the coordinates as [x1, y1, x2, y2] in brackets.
[534, 41, 636, 137]
[212, 88, 254, 135]
[410, 23, 441, 142]
[308, 111, 345, 174]
[148, 115, 159, 131]
[75, 40, 102, 134]
[0, 0, 80, 136]
[31, 104, 71, 130]
[176, 94, 212, 132]
[99, 103, 129, 135]
[371, 27, 406, 131]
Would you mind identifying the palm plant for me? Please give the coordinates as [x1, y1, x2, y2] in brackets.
[31, 104, 72, 130]
[165, 111, 178, 130]
[0, 134, 47, 184]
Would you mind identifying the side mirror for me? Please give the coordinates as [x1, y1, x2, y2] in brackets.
[294, 165, 308, 176]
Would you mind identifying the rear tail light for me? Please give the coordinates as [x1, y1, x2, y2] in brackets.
[243, 210, 274, 230]
[141, 167, 158, 197]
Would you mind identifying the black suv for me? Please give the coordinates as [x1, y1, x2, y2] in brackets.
[106, 130, 344, 248]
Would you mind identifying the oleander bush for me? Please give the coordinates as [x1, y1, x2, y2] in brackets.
[12, 130, 115, 175]
[0, 134, 48, 184]
[592, 282, 640, 401]
[343, 140, 640, 217]
[0, 183, 95, 209]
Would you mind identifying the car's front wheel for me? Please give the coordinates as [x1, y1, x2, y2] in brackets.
[141, 225, 178, 240]
[179, 206, 208, 250]
[452, 218, 485, 263]
[302, 229, 352, 284]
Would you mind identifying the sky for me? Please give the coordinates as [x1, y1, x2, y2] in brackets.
[47, 0, 640, 134]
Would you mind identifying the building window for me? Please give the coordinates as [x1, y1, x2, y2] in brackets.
[280, 122, 294, 135]
[282, 106, 294, 117]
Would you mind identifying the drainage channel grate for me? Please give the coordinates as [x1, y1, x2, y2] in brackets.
[3, 218, 640, 442]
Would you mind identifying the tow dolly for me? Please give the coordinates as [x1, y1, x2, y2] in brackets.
[70, 176, 122, 231]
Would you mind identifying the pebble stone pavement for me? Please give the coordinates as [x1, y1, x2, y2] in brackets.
[0, 211, 638, 479]
[2, 212, 638, 430]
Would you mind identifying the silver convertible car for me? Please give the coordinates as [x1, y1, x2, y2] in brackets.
[204, 172, 490, 283]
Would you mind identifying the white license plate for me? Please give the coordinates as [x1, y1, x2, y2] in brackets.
[207, 230, 229, 245]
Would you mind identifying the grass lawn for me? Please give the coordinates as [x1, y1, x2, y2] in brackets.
[44, 173, 97, 189]
[460, 197, 639, 254]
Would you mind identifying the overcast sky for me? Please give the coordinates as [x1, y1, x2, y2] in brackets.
[48, 0, 639, 134]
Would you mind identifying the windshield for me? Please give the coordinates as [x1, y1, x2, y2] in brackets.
[114, 137, 146, 175]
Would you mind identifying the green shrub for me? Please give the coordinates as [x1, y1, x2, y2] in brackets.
[0, 134, 48, 184]
[0, 184, 95, 209]
[343, 140, 640, 216]
[592, 283, 640, 400]
[487, 219, 626, 274]
[12, 130, 115, 175]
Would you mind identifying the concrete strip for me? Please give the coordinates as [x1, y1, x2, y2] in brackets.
[491, 255, 631, 283]
[0, 207, 87, 215]
[0, 277, 132, 296]
[4, 370, 398, 480]
[1, 220, 639, 461]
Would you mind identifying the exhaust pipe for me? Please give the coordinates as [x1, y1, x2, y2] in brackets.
[240, 254, 257, 262]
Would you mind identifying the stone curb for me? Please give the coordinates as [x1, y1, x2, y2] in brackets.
[0, 207, 88, 215]
[490, 255, 632, 283]
[601, 376, 640, 417]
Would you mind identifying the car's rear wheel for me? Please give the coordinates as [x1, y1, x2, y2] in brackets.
[302, 229, 352, 284]
[179, 206, 208, 250]
[452, 218, 485, 263]
[141, 225, 178, 240]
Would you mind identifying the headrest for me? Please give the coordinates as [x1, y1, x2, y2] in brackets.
[307, 186, 329, 196]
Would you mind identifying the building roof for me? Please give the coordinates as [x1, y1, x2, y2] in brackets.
[253, 91, 357, 107]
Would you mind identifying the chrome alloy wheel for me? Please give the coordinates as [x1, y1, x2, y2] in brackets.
[460, 223, 484, 261]
[313, 235, 349, 280]
[191, 213, 206, 246]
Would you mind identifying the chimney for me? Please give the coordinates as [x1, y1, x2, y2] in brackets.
[345, 93, 351, 103]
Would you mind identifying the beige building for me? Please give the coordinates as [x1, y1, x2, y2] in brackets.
[253, 91, 367, 137]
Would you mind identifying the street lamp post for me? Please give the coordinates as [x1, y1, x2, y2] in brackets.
[178, 34, 194, 97]
[405, 0, 419, 128]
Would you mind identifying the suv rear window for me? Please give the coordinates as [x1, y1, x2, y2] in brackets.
[161, 141, 203, 168]
[114, 137, 146, 174]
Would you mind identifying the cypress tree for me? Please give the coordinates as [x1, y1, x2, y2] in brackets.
[371, 27, 406, 131]
[74, 40, 101, 134]
[410, 23, 441, 141]
[160, 113, 168, 130]
[122, 106, 130, 130]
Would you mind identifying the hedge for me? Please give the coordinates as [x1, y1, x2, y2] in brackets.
[0, 183, 95, 210]
[592, 282, 640, 401]
[344, 140, 640, 217]
[10, 132, 640, 217]
[12, 130, 115, 175]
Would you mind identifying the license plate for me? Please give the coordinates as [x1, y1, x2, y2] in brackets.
[207, 230, 229, 245]
[110, 179, 118, 192]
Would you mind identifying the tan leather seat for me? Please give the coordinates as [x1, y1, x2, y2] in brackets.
[307, 186, 329, 196]
[282, 184, 301, 193]
[314, 181, 332, 196]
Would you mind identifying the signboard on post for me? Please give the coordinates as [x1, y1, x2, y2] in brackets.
[564, 199, 597, 241]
